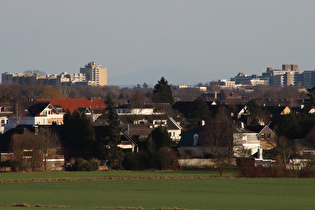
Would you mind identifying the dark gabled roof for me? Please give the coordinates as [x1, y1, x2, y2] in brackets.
[234, 127, 257, 134]
[77, 107, 91, 113]
[0, 126, 26, 152]
[154, 103, 176, 117]
[246, 125, 265, 133]
[120, 124, 153, 138]
[290, 106, 302, 114]
[289, 139, 315, 152]
[173, 101, 246, 119]
[18, 101, 49, 112]
[27, 102, 51, 116]
[261, 106, 288, 115]
[178, 126, 202, 147]
[121, 131, 138, 146]
[167, 117, 182, 130]
[0, 125, 62, 152]
[172, 101, 195, 118]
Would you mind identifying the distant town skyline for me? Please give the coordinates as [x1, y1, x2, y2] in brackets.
[2, 1, 315, 85]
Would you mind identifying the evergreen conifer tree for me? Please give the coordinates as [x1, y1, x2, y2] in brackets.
[152, 77, 174, 104]
[62, 110, 95, 159]
[105, 95, 124, 169]
[190, 96, 211, 123]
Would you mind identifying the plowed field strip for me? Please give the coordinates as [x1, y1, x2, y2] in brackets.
[0, 175, 215, 183]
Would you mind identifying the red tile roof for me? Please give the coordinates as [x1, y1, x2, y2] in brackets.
[36, 98, 106, 113]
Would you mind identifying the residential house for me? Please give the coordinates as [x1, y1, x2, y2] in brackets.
[233, 127, 260, 157]
[0, 103, 13, 133]
[173, 101, 246, 122]
[261, 105, 291, 119]
[116, 103, 182, 144]
[247, 125, 276, 150]
[94, 126, 139, 153]
[120, 131, 138, 152]
[36, 98, 106, 122]
[1, 126, 64, 171]
[178, 125, 260, 158]
[4, 102, 64, 132]
[178, 127, 209, 157]
[287, 139, 315, 170]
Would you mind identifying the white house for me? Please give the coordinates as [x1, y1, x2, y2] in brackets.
[4, 103, 64, 132]
[233, 128, 260, 157]
[116, 103, 182, 144]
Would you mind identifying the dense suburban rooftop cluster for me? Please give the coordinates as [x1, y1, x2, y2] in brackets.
[0, 63, 314, 175]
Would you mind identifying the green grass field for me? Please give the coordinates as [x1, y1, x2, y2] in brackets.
[0, 171, 315, 209]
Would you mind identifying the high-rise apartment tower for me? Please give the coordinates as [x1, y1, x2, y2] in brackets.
[80, 62, 107, 86]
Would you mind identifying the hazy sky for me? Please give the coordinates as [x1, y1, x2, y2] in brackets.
[2, 0, 315, 85]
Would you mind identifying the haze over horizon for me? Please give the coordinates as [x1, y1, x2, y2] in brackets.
[2, 1, 315, 86]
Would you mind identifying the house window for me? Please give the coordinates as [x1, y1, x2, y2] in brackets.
[261, 133, 265, 139]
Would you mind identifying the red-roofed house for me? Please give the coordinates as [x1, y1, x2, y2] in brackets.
[36, 98, 106, 113]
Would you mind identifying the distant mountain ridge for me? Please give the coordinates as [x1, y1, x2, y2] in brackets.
[109, 67, 211, 86]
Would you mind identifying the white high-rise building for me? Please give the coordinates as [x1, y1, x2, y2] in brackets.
[80, 62, 107, 86]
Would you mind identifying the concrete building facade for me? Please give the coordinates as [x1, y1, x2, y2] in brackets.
[80, 62, 107, 86]
[226, 64, 315, 88]
[1, 61, 107, 86]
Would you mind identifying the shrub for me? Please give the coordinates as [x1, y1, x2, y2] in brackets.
[238, 166, 299, 178]
[157, 147, 179, 170]
[89, 159, 100, 171]
[236, 157, 255, 168]
[123, 152, 150, 170]
[71, 158, 99, 171]
[179, 149, 196, 159]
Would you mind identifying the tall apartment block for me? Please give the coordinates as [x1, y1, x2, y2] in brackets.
[1, 61, 107, 86]
[227, 64, 315, 88]
[80, 62, 107, 86]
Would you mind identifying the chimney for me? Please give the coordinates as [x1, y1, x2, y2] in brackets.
[214, 91, 218, 99]
[258, 148, 263, 160]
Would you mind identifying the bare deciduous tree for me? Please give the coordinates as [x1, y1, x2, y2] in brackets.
[11, 128, 61, 171]
[275, 135, 292, 168]
[37, 128, 61, 171]
[200, 106, 234, 176]
[13, 101, 25, 126]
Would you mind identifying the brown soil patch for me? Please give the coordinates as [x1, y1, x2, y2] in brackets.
[0, 176, 215, 183]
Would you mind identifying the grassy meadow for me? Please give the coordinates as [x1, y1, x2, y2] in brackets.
[0, 171, 315, 209]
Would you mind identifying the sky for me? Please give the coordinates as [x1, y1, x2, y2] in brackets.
[1, 0, 315, 85]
